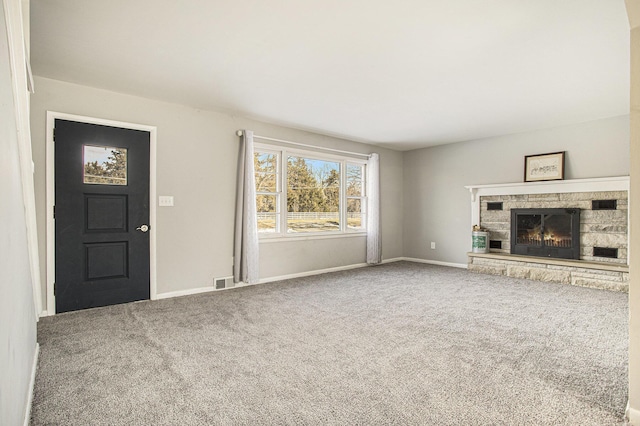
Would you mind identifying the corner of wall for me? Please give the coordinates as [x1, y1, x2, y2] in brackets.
[22, 343, 39, 426]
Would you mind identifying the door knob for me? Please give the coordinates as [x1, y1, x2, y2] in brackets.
[136, 224, 149, 232]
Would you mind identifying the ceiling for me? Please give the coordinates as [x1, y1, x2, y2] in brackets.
[30, 0, 630, 151]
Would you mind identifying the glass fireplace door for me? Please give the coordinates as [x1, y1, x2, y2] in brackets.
[511, 208, 580, 259]
[515, 214, 543, 246]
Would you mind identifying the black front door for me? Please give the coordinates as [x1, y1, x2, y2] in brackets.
[54, 119, 150, 313]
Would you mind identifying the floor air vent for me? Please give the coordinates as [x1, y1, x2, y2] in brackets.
[215, 277, 234, 289]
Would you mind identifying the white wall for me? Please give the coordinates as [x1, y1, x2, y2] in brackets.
[0, 1, 37, 424]
[403, 116, 630, 265]
[626, 0, 640, 422]
[30, 76, 404, 311]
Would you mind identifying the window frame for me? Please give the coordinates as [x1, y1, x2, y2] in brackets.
[254, 142, 368, 240]
[345, 162, 367, 233]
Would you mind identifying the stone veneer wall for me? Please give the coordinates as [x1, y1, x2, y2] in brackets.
[479, 191, 628, 264]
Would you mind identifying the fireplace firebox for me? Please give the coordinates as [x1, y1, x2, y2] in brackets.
[510, 208, 580, 260]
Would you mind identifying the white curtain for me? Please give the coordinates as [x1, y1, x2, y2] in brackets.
[366, 153, 382, 264]
[233, 130, 260, 284]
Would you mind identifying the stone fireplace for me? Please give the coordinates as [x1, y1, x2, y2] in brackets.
[478, 191, 626, 264]
[465, 177, 629, 292]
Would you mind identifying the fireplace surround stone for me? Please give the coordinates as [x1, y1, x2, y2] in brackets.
[484, 192, 626, 263]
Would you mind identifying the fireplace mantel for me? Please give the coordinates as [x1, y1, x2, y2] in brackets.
[464, 176, 629, 230]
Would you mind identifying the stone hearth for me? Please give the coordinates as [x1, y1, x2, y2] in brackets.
[468, 252, 629, 292]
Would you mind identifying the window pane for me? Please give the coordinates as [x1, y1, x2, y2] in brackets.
[257, 213, 278, 233]
[83, 145, 127, 185]
[257, 194, 278, 233]
[256, 172, 276, 192]
[347, 198, 365, 230]
[287, 156, 340, 232]
[254, 152, 277, 172]
[254, 152, 277, 192]
[347, 164, 364, 196]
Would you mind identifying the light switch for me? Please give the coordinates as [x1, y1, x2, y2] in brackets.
[159, 196, 174, 207]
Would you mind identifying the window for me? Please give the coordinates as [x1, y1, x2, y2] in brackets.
[287, 155, 341, 232]
[346, 163, 366, 231]
[254, 144, 367, 237]
[254, 150, 280, 233]
[83, 145, 127, 185]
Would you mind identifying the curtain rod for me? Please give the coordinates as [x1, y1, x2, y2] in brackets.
[236, 130, 371, 159]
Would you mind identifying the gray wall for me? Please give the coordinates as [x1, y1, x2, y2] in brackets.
[30, 77, 404, 310]
[403, 115, 630, 265]
[0, 3, 37, 424]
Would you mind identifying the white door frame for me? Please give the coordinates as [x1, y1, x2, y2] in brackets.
[45, 111, 158, 315]
[4, 0, 42, 319]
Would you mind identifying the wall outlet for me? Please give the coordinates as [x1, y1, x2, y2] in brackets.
[430, 242, 436, 249]
[159, 196, 174, 207]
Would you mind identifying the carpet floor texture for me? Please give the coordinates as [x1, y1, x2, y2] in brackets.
[31, 262, 628, 425]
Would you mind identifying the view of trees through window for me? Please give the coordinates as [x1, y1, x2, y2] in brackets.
[346, 164, 365, 230]
[287, 156, 340, 232]
[255, 152, 279, 232]
[83, 145, 127, 185]
[254, 149, 366, 234]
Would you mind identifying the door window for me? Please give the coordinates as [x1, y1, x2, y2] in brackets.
[83, 145, 128, 185]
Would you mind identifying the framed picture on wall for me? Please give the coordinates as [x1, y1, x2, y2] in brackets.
[524, 151, 565, 182]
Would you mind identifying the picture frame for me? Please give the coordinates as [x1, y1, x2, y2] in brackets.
[524, 151, 565, 182]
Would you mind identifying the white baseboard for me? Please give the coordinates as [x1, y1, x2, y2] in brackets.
[627, 402, 640, 425]
[259, 262, 369, 284]
[154, 263, 374, 296]
[39, 310, 50, 318]
[155, 286, 216, 300]
[46, 258, 467, 309]
[171, 261, 394, 292]
[157, 258, 465, 299]
[24, 343, 39, 426]
[401, 257, 468, 269]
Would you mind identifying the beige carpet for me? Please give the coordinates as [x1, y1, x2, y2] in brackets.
[31, 262, 628, 425]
